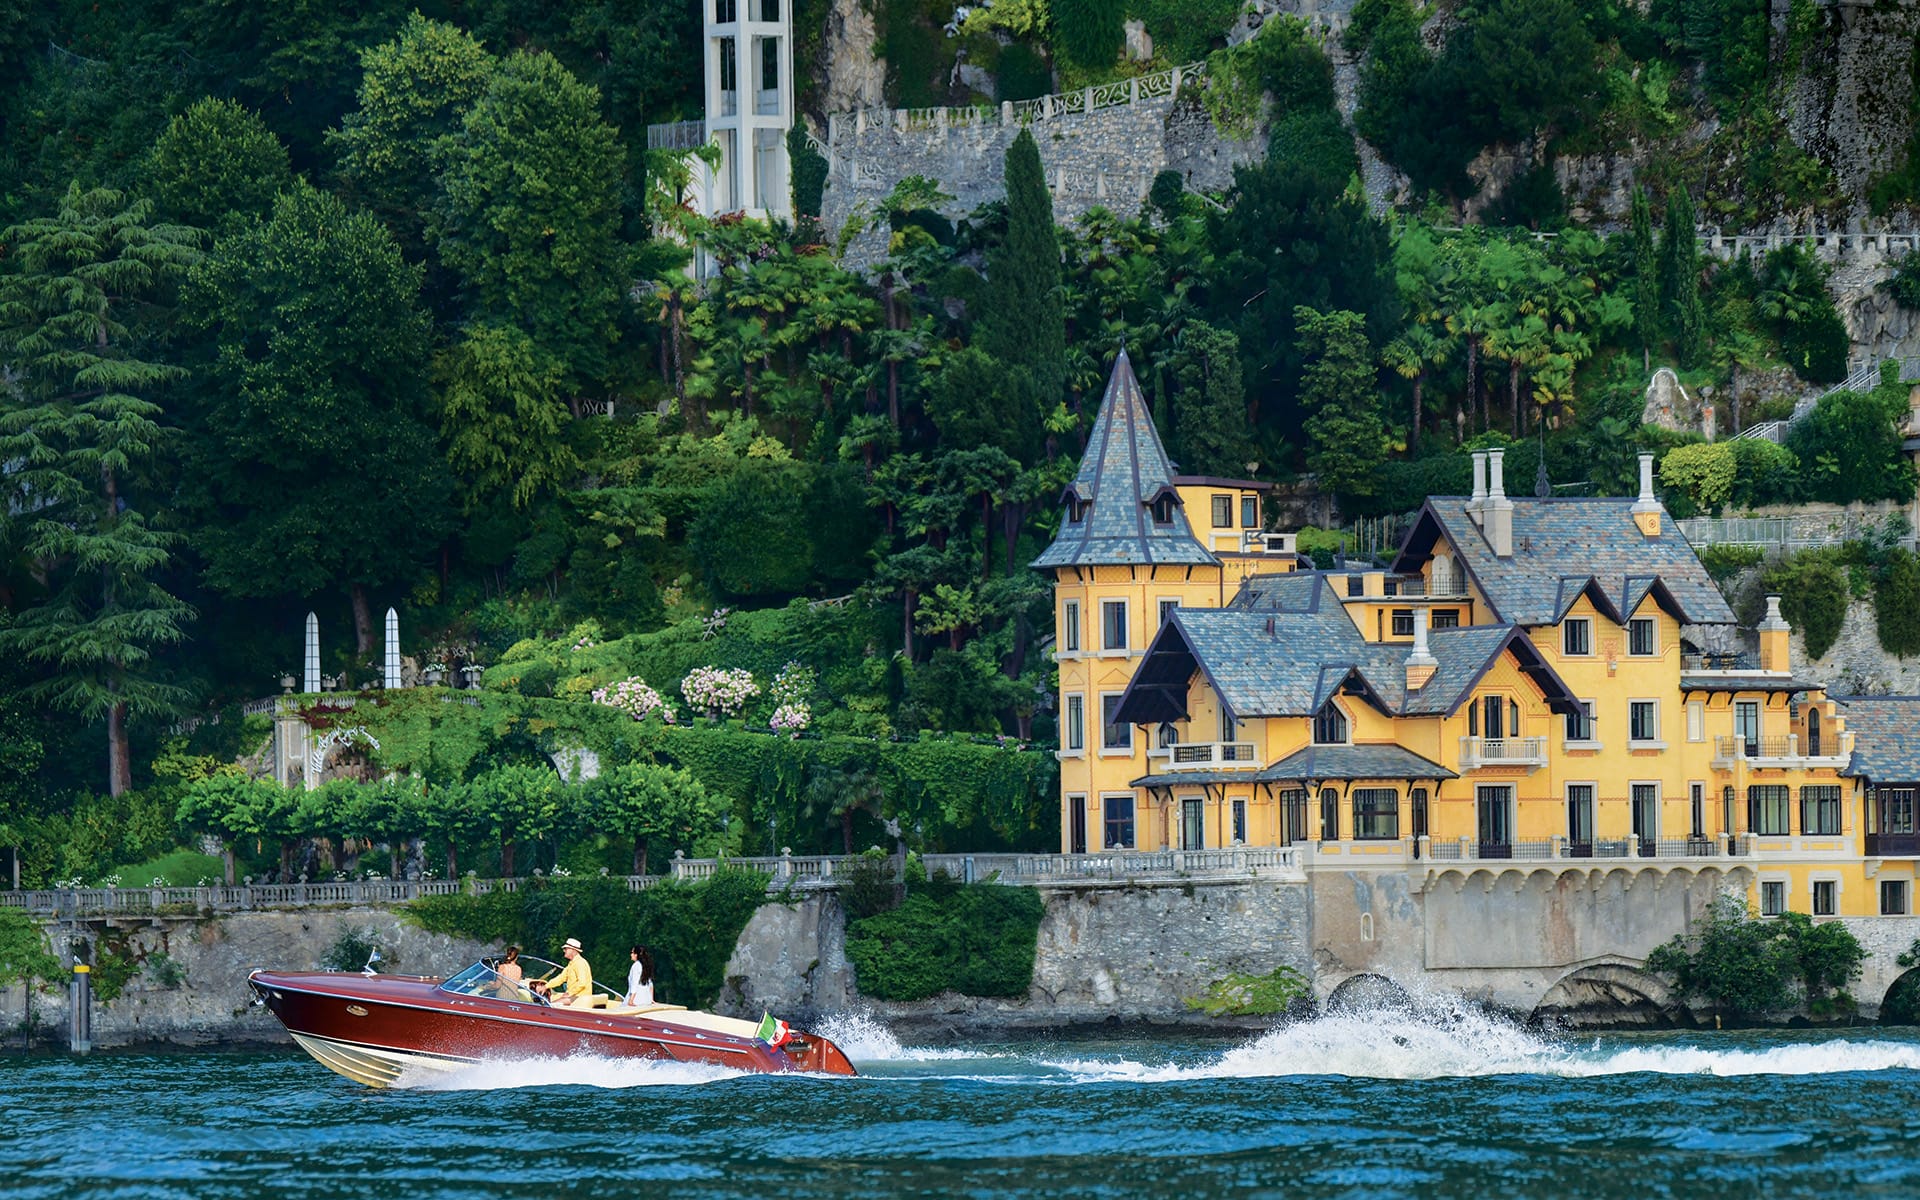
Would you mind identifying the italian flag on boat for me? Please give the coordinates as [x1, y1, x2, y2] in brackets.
[756, 1012, 792, 1047]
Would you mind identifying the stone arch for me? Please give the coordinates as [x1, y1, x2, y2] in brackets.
[1880, 968, 1920, 1025]
[308, 726, 381, 788]
[1533, 961, 1676, 1029]
[1325, 972, 1412, 1014]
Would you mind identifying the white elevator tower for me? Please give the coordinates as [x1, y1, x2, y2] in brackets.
[704, 0, 792, 221]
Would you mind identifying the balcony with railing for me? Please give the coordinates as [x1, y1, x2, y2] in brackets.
[1147, 742, 1260, 772]
[1711, 732, 1853, 770]
[1457, 736, 1548, 771]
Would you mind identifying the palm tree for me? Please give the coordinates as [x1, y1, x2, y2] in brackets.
[1382, 323, 1451, 449]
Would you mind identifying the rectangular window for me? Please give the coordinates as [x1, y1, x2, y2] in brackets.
[1232, 798, 1247, 844]
[1391, 609, 1414, 638]
[1061, 600, 1081, 653]
[1748, 785, 1791, 836]
[1320, 788, 1340, 842]
[1760, 881, 1785, 917]
[1629, 700, 1659, 743]
[1686, 700, 1704, 743]
[1219, 710, 1237, 743]
[1564, 699, 1595, 744]
[1562, 618, 1591, 656]
[718, 37, 737, 89]
[1628, 617, 1656, 657]
[1567, 784, 1595, 847]
[1064, 694, 1085, 753]
[1211, 495, 1232, 528]
[1101, 600, 1128, 651]
[1103, 796, 1135, 850]
[1483, 695, 1506, 740]
[1100, 695, 1131, 752]
[759, 35, 778, 90]
[1347, 575, 1365, 597]
[716, 0, 736, 22]
[1631, 782, 1660, 845]
[1432, 609, 1461, 629]
[1883, 879, 1909, 916]
[1800, 785, 1842, 836]
[1352, 788, 1400, 840]
[1813, 879, 1836, 917]
[1158, 599, 1179, 630]
[1278, 788, 1309, 845]
[1881, 788, 1917, 835]
[1241, 495, 1258, 529]
[1690, 782, 1705, 839]
[1735, 701, 1760, 754]
[1068, 794, 1087, 854]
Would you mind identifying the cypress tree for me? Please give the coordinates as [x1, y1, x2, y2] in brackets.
[1877, 548, 1920, 659]
[1659, 189, 1706, 367]
[1629, 185, 1660, 368]
[981, 128, 1065, 418]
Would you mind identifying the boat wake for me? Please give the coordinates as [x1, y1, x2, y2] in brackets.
[814, 1011, 997, 1062]
[403, 1053, 744, 1091]
[1044, 999, 1920, 1082]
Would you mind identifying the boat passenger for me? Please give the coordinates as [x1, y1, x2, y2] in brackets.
[537, 937, 594, 1006]
[492, 946, 525, 998]
[626, 946, 655, 1008]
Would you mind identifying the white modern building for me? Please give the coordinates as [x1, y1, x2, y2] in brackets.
[647, 0, 793, 227]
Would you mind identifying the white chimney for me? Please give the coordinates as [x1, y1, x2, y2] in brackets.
[1406, 607, 1437, 690]
[1468, 452, 1488, 526]
[1631, 452, 1662, 536]
[1485, 448, 1514, 558]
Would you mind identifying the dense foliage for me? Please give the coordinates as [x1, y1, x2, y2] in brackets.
[844, 866, 1045, 1001]
[1646, 894, 1866, 1019]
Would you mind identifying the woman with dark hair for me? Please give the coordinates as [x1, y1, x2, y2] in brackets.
[626, 945, 656, 1008]
[491, 946, 525, 999]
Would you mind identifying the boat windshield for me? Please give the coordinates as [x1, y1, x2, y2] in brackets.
[437, 957, 622, 1002]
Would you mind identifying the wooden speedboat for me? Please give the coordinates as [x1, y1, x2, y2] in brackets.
[249, 956, 855, 1087]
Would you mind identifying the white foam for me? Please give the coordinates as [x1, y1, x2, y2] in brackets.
[403, 1052, 743, 1091]
[813, 1010, 1000, 1063]
[1043, 999, 1920, 1082]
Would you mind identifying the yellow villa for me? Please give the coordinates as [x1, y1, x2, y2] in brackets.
[1038, 352, 1920, 921]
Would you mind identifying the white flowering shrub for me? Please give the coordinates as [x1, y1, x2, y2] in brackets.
[592, 677, 677, 723]
[770, 703, 811, 733]
[681, 666, 759, 716]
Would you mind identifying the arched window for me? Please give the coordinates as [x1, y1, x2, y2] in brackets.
[1313, 702, 1348, 745]
[1150, 494, 1176, 525]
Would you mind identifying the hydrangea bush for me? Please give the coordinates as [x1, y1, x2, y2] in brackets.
[681, 666, 759, 717]
[767, 661, 815, 732]
[592, 676, 677, 723]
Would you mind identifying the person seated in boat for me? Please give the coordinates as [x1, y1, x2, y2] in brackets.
[490, 946, 526, 999]
[533, 937, 594, 1006]
[626, 945, 656, 1009]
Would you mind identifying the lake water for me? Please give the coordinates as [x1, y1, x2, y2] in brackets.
[9, 1003, 1920, 1199]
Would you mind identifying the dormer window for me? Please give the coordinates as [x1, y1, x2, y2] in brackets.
[1313, 701, 1348, 745]
[1150, 494, 1176, 525]
[1066, 497, 1087, 524]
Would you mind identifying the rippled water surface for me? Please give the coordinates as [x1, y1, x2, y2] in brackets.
[10, 1007, 1920, 1199]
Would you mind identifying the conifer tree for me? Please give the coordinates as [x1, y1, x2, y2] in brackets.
[1295, 306, 1390, 499]
[1659, 189, 1706, 367]
[1170, 321, 1257, 477]
[1628, 186, 1660, 369]
[980, 128, 1066, 441]
[0, 185, 199, 795]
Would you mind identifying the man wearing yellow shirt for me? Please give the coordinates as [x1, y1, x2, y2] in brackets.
[536, 937, 594, 1006]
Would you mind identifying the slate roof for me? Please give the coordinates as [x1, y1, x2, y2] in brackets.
[1115, 573, 1580, 725]
[1031, 349, 1217, 569]
[1679, 673, 1826, 693]
[1834, 696, 1920, 783]
[1391, 498, 1737, 627]
[1255, 744, 1457, 782]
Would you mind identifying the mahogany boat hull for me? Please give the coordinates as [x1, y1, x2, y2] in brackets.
[249, 969, 855, 1087]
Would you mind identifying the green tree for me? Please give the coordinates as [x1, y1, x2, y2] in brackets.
[434, 323, 579, 510]
[145, 98, 293, 233]
[592, 760, 723, 874]
[1295, 307, 1391, 499]
[978, 129, 1065, 436]
[429, 50, 628, 393]
[1877, 547, 1920, 659]
[183, 182, 452, 656]
[176, 773, 295, 885]
[0, 184, 199, 795]
[1169, 321, 1258, 477]
[1645, 893, 1796, 1020]
[1659, 189, 1706, 367]
[0, 907, 59, 995]
[466, 763, 570, 877]
[1053, 0, 1125, 67]
[0, 692, 46, 889]
[1628, 185, 1660, 368]
[1787, 367, 1920, 506]
[333, 13, 498, 247]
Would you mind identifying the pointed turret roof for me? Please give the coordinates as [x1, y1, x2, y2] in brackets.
[1031, 349, 1217, 569]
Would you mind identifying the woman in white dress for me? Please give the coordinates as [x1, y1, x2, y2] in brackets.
[626, 945, 656, 1008]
